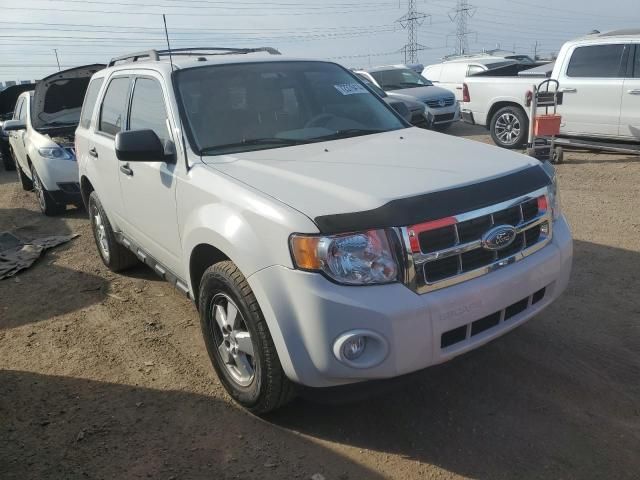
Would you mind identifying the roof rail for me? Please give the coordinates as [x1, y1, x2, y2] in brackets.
[108, 46, 281, 67]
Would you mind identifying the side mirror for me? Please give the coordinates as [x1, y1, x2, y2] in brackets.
[2, 119, 26, 132]
[115, 129, 173, 162]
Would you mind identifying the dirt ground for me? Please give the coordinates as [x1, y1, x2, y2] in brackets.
[1, 124, 639, 480]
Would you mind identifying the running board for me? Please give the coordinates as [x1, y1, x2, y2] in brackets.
[115, 232, 192, 300]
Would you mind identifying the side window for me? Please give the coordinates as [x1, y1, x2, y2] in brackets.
[79, 78, 104, 129]
[129, 78, 170, 144]
[99, 77, 130, 136]
[13, 98, 24, 120]
[566, 44, 626, 78]
[635, 46, 640, 78]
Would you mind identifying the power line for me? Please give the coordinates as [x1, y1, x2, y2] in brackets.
[396, 0, 430, 64]
[448, 0, 476, 55]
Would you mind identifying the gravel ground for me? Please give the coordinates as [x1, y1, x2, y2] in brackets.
[1, 124, 639, 480]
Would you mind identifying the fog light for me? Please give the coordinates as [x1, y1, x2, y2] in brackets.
[341, 335, 367, 360]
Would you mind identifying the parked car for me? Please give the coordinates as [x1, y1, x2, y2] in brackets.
[423, 57, 519, 101]
[461, 30, 640, 148]
[355, 65, 460, 131]
[0, 83, 36, 171]
[77, 47, 572, 414]
[4, 64, 104, 214]
[354, 73, 430, 128]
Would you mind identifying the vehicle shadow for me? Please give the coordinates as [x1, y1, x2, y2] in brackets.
[0, 370, 385, 480]
[1, 207, 107, 330]
[268, 239, 640, 479]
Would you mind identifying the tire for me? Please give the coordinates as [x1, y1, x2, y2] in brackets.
[16, 159, 33, 191]
[31, 165, 65, 216]
[199, 261, 295, 414]
[553, 146, 564, 164]
[88, 191, 138, 271]
[490, 106, 529, 149]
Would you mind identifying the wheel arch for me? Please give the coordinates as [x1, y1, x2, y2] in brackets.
[189, 243, 230, 305]
[488, 101, 528, 128]
[80, 175, 95, 209]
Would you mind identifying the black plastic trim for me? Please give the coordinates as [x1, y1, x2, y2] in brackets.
[314, 165, 551, 234]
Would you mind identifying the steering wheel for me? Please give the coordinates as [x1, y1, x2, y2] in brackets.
[304, 113, 336, 129]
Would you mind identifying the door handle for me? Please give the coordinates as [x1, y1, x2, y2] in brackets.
[120, 164, 134, 176]
[628, 89, 640, 95]
[560, 87, 577, 93]
[88, 147, 98, 158]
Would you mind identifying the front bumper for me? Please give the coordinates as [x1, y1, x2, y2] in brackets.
[426, 102, 461, 126]
[248, 216, 572, 388]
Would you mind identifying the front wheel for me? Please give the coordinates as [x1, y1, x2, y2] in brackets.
[16, 159, 33, 191]
[199, 261, 295, 414]
[490, 106, 529, 149]
[31, 165, 65, 216]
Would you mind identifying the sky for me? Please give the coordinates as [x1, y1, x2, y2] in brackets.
[0, 0, 639, 82]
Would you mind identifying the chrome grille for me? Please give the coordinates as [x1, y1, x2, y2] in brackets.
[425, 97, 455, 108]
[399, 187, 553, 294]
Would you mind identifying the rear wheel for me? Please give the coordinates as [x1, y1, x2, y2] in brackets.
[199, 261, 295, 414]
[88, 191, 138, 271]
[490, 106, 528, 149]
[31, 165, 65, 216]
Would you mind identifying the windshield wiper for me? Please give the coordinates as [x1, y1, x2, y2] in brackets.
[200, 137, 309, 154]
[310, 129, 385, 141]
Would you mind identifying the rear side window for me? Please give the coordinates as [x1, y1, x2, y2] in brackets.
[566, 44, 626, 78]
[129, 78, 170, 145]
[13, 98, 24, 120]
[99, 77, 130, 136]
[635, 46, 640, 78]
[79, 78, 104, 129]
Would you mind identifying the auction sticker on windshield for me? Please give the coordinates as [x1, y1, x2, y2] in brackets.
[334, 83, 368, 95]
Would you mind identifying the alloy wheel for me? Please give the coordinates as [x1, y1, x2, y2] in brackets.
[31, 168, 46, 212]
[210, 293, 255, 387]
[92, 205, 110, 262]
[495, 113, 521, 146]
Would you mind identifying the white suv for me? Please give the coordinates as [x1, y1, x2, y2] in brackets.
[4, 65, 104, 214]
[76, 48, 573, 413]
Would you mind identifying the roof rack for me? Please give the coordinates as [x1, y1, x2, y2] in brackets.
[107, 46, 281, 67]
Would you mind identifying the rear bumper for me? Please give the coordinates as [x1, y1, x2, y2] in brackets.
[248, 216, 573, 388]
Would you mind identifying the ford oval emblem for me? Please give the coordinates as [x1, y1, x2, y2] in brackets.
[482, 225, 517, 251]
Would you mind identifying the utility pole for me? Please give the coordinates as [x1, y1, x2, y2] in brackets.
[396, 0, 430, 64]
[448, 0, 476, 56]
[53, 49, 61, 71]
[533, 40, 539, 60]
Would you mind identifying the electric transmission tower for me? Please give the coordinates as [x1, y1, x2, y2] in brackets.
[449, 0, 476, 55]
[396, 0, 430, 64]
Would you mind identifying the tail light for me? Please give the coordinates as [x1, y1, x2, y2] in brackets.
[462, 83, 470, 103]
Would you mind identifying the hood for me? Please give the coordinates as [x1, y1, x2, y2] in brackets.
[0, 84, 35, 118]
[203, 128, 540, 222]
[32, 64, 105, 130]
[386, 92, 426, 111]
[388, 85, 454, 102]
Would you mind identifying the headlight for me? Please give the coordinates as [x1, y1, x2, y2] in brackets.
[541, 161, 561, 220]
[38, 147, 73, 160]
[290, 229, 399, 285]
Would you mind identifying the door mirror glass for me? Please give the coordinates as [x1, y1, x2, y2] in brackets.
[2, 119, 26, 132]
[115, 129, 170, 162]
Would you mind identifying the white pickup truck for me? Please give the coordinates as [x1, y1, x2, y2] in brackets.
[461, 30, 640, 148]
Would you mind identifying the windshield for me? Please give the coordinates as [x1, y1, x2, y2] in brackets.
[175, 61, 406, 156]
[369, 68, 433, 90]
